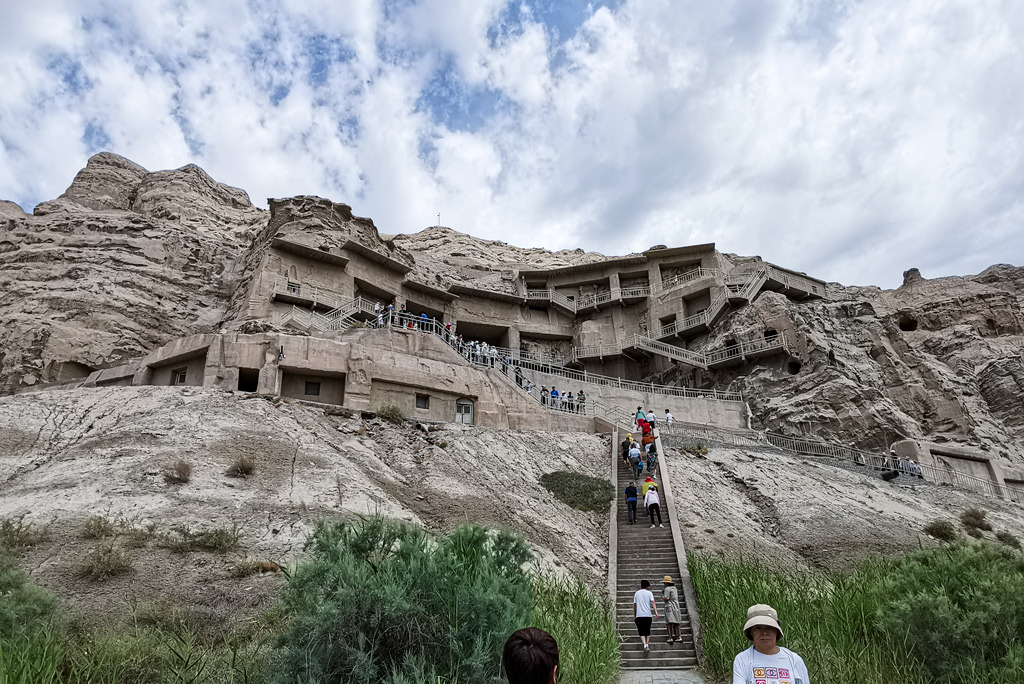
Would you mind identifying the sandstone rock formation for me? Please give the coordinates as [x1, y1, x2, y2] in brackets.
[0, 153, 263, 392]
[2, 153, 1021, 464]
[678, 264, 1024, 457]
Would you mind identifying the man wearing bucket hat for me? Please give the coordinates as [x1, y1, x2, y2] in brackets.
[732, 604, 810, 684]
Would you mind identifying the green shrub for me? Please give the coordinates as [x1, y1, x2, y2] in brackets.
[870, 543, 1024, 683]
[82, 515, 118, 539]
[531, 574, 618, 684]
[965, 527, 983, 539]
[996, 531, 1022, 549]
[960, 507, 993, 531]
[0, 558, 57, 637]
[76, 544, 132, 581]
[0, 515, 48, 551]
[923, 519, 958, 542]
[272, 517, 533, 684]
[377, 403, 405, 423]
[539, 471, 615, 513]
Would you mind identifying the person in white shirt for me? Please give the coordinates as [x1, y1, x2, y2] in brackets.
[664, 409, 674, 431]
[645, 409, 656, 427]
[644, 484, 663, 528]
[632, 580, 659, 652]
[732, 604, 810, 684]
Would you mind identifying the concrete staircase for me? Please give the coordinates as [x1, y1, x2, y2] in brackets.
[616, 456, 698, 670]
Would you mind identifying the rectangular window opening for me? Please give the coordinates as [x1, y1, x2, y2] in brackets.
[304, 381, 321, 396]
[171, 368, 188, 386]
[416, 394, 429, 409]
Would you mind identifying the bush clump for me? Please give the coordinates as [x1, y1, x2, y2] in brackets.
[164, 460, 193, 484]
[377, 403, 405, 423]
[0, 515, 48, 552]
[923, 519, 958, 542]
[0, 558, 57, 637]
[539, 471, 616, 513]
[225, 456, 256, 478]
[995, 531, 1021, 549]
[274, 517, 533, 683]
[960, 507, 993, 531]
[76, 544, 132, 581]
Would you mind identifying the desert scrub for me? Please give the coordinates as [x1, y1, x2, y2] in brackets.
[76, 544, 132, 581]
[160, 524, 241, 553]
[960, 507, 993, 531]
[377, 403, 405, 423]
[164, 459, 193, 484]
[690, 543, 1024, 684]
[225, 455, 256, 477]
[923, 519, 958, 541]
[531, 573, 619, 684]
[81, 514, 118, 539]
[995, 530, 1021, 549]
[539, 471, 615, 513]
[0, 515, 48, 552]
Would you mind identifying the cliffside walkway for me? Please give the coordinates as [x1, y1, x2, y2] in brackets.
[661, 421, 1024, 501]
[277, 264, 820, 375]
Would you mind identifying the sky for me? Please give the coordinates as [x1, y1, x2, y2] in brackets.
[1, 0, 1022, 288]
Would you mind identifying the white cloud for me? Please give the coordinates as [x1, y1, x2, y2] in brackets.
[1, 0, 1022, 287]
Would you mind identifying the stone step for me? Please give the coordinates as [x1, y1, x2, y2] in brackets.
[620, 656, 699, 669]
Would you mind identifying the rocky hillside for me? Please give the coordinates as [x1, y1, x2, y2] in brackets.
[680, 266, 1024, 459]
[0, 386, 610, 623]
[0, 153, 264, 392]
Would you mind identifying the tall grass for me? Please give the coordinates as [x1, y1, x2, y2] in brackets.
[690, 543, 1024, 684]
[532, 574, 619, 684]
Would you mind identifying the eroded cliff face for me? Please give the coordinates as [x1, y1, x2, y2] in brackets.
[1, 153, 1021, 461]
[0, 153, 264, 391]
[679, 265, 1024, 459]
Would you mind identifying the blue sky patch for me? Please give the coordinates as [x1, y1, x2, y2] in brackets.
[303, 34, 355, 87]
[417, 60, 513, 132]
[82, 122, 112, 151]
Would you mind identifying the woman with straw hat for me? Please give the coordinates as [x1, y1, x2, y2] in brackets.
[660, 576, 682, 643]
[732, 604, 810, 684]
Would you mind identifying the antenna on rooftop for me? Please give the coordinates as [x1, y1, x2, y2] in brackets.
[437, 212, 441, 228]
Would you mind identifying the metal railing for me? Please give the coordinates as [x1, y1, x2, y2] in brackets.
[665, 421, 1024, 502]
[705, 334, 787, 366]
[271, 276, 350, 310]
[625, 333, 710, 368]
[513, 358, 743, 402]
[573, 343, 625, 360]
[655, 267, 719, 294]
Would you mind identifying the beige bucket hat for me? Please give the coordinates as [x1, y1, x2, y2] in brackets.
[743, 604, 783, 639]
[661, 575, 674, 584]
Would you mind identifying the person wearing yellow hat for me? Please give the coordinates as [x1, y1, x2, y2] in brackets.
[732, 604, 810, 684]
[660, 576, 682, 643]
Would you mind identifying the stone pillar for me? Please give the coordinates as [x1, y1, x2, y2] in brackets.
[505, 327, 520, 351]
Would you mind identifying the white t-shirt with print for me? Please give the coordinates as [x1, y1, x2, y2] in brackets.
[633, 589, 655, 618]
[732, 646, 809, 684]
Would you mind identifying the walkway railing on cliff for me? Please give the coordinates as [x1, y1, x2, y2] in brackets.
[280, 301, 748, 404]
[664, 420, 1024, 502]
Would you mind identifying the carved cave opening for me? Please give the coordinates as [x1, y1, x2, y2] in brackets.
[898, 315, 918, 332]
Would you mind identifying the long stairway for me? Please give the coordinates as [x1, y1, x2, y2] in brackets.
[616, 455, 698, 670]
